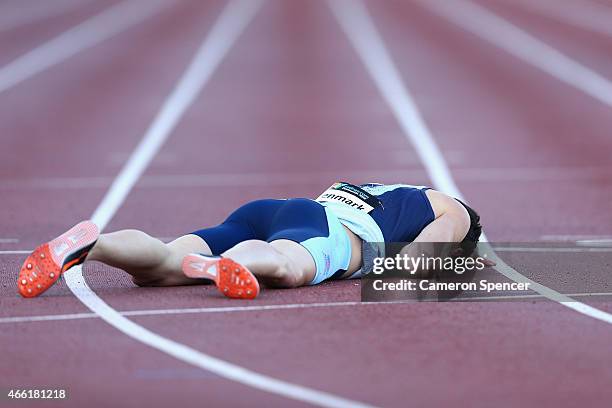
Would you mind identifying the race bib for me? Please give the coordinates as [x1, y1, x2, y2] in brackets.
[316, 182, 382, 213]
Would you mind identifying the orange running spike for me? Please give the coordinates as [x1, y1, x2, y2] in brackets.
[182, 254, 260, 299]
[18, 220, 99, 298]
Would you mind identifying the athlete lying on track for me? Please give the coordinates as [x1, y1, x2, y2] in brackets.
[18, 182, 486, 299]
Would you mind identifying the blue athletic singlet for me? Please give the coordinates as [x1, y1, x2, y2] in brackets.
[316, 182, 436, 243]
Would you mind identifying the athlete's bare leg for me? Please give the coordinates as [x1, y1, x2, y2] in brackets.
[222, 239, 316, 288]
[86, 231, 211, 286]
[86, 230, 317, 288]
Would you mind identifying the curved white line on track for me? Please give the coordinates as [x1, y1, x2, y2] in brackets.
[328, 0, 612, 325]
[0, 0, 172, 94]
[417, 0, 612, 108]
[67, 277, 373, 408]
[57, 1, 374, 407]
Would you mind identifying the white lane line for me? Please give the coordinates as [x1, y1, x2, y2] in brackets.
[57, 1, 372, 407]
[493, 247, 612, 252]
[576, 239, 612, 247]
[0, 238, 19, 244]
[416, 0, 612, 108]
[328, 0, 612, 325]
[0, 0, 172, 94]
[332, 4, 459, 196]
[4, 291, 612, 324]
[0, 312, 100, 324]
[0, 250, 31, 254]
[0, 0, 94, 34]
[0, 301, 400, 324]
[506, 0, 612, 38]
[448, 291, 612, 302]
[541, 234, 612, 241]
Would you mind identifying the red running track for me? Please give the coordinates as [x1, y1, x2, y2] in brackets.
[1, 1, 611, 407]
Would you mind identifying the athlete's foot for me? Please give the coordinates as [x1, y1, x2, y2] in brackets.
[182, 254, 260, 299]
[18, 220, 99, 298]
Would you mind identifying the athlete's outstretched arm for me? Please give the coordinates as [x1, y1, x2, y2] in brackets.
[412, 212, 470, 243]
[414, 190, 471, 243]
[398, 190, 471, 272]
[401, 190, 495, 267]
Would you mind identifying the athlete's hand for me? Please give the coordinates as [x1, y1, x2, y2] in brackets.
[481, 257, 496, 267]
[474, 249, 496, 267]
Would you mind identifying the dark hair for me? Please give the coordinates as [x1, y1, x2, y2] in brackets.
[454, 199, 482, 256]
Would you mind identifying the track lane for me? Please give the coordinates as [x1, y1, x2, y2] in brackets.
[0, 317, 309, 408]
[99, 0, 428, 306]
[2, 0, 611, 407]
[6, 0, 376, 406]
[0, 0, 180, 94]
[0, 1, 226, 249]
[0, 2, 304, 407]
[326, 0, 612, 404]
[1, 1, 312, 406]
[73, 0, 610, 406]
[0, 0, 226, 324]
[477, 0, 612, 79]
[362, 0, 612, 302]
[133, 300, 612, 407]
[364, 0, 612, 241]
[0, 0, 117, 67]
[362, 0, 612, 282]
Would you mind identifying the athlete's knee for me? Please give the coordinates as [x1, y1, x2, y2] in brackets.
[269, 254, 301, 288]
[264, 245, 306, 288]
[129, 240, 179, 287]
[131, 254, 180, 287]
[224, 240, 304, 288]
[269, 240, 314, 287]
